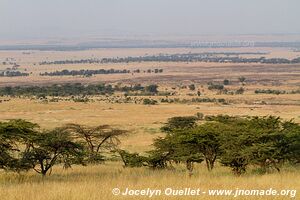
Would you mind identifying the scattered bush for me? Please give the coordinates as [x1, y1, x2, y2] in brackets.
[143, 98, 158, 105]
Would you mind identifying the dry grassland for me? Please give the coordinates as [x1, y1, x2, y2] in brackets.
[0, 47, 299, 200]
[0, 163, 299, 200]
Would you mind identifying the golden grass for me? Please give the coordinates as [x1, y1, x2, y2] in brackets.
[0, 97, 299, 152]
[0, 162, 298, 200]
[0, 47, 299, 199]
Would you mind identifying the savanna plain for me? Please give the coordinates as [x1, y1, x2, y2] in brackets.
[0, 46, 299, 200]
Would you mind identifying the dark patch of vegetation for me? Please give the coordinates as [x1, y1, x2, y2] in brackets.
[0, 83, 160, 97]
[40, 69, 130, 77]
[38, 53, 300, 65]
[254, 89, 300, 95]
[160, 97, 227, 104]
[0, 71, 29, 77]
[208, 83, 224, 90]
[188, 84, 196, 91]
[255, 89, 286, 95]
[145, 84, 159, 94]
[223, 79, 230, 85]
[235, 87, 245, 95]
[143, 98, 158, 105]
[40, 68, 163, 77]
[121, 115, 300, 175]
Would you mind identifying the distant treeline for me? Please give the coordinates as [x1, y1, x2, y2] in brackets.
[0, 71, 29, 77]
[38, 53, 300, 65]
[161, 97, 227, 104]
[39, 68, 163, 77]
[255, 89, 300, 95]
[0, 83, 160, 97]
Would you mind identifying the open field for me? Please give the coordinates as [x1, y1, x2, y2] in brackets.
[0, 62, 300, 88]
[0, 47, 300, 200]
[1, 0, 300, 198]
[0, 97, 300, 152]
[0, 47, 300, 87]
[0, 163, 299, 200]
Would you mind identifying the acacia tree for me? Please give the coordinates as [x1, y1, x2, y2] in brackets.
[0, 136, 15, 170]
[161, 116, 198, 133]
[64, 124, 126, 163]
[218, 116, 299, 175]
[219, 126, 251, 175]
[115, 116, 201, 171]
[283, 121, 300, 164]
[24, 128, 84, 176]
[118, 115, 299, 176]
[181, 122, 226, 171]
[147, 116, 203, 173]
[153, 121, 225, 172]
[0, 119, 39, 172]
[248, 117, 300, 172]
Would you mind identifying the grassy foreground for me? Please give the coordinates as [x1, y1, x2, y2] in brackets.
[0, 162, 298, 200]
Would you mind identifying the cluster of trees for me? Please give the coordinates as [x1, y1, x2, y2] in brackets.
[0, 71, 29, 77]
[132, 69, 163, 74]
[39, 69, 163, 77]
[1, 61, 19, 66]
[121, 85, 166, 97]
[255, 89, 286, 95]
[40, 69, 130, 77]
[120, 115, 300, 175]
[38, 53, 300, 65]
[208, 84, 224, 90]
[0, 83, 115, 97]
[208, 85, 245, 95]
[143, 98, 158, 105]
[260, 57, 300, 64]
[0, 120, 126, 176]
[39, 59, 102, 65]
[208, 77, 246, 90]
[254, 89, 300, 95]
[206, 78, 246, 95]
[0, 83, 160, 97]
[160, 97, 226, 104]
[1, 115, 299, 177]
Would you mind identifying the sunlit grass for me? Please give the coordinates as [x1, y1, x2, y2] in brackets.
[0, 162, 298, 200]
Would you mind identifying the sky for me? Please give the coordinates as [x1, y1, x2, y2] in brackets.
[0, 0, 300, 40]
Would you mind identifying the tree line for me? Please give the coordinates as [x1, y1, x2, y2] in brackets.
[0, 83, 160, 97]
[38, 53, 300, 65]
[0, 115, 299, 177]
[0, 71, 29, 77]
[119, 115, 300, 175]
[39, 68, 163, 77]
[255, 89, 300, 95]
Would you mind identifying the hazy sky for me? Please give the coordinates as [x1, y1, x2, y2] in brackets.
[0, 0, 300, 39]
